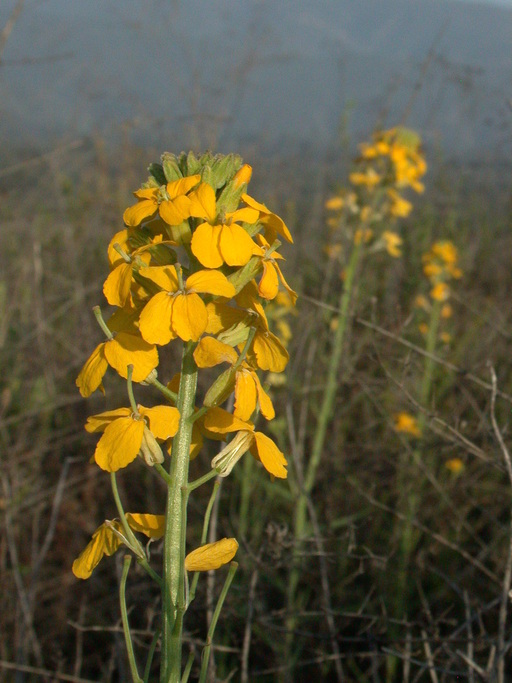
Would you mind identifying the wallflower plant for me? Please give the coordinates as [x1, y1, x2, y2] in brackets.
[73, 152, 295, 683]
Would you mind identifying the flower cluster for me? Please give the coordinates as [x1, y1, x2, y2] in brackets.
[73, 152, 296, 579]
[421, 240, 462, 303]
[324, 127, 426, 261]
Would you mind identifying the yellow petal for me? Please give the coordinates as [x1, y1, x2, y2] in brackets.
[251, 432, 287, 478]
[138, 265, 179, 293]
[193, 336, 238, 368]
[229, 207, 259, 224]
[72, 521, 124, 579]
[139, 292, 176, 345]
[138, 405, 180, 440]
[107, 229, 131, 267]
[103, 263, 133, 308]
[171, 292, 208, 341]
[241, 193, 293, 243]
[85, 407, 133, 433]
[123, 198, 157, 227]
[166, 175, 201, 198]
[159, 195, 192, 225]
[188, 182, 217, 221]
[234, 370, 257, 421]
[203, 407, 253, 434]
[190, 223, 223, 268]
[186, 269, 236, 298]
[274, 262, 298, 305]
[205, 302, 247, 335]
[252, 370, 275, 420]
[219, 224, 256, 266]
[103, 332, 159, 381]
[94, 417, 145, 471]
[184, 537, 239, 572]
[258, 262, 279, 300]
[252, 330, 289, 372]
[76, 343, 108, 398]
[126, 513, 165, 539]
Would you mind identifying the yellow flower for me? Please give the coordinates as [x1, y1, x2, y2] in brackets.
[325, 196, 344, 211]
[188, 182, 260, 268]
[193, 336, 275, 420]
[253, 234, 297, 304]
[430, 282, 450, 302]
[72, 513, 165, 579]
[123, 175, 201, 227]
[354, 228, 373, 245]
[184, 538, 239, 571]
[76, 331, 159, 398]
[419, 322, 428, 335]
[415, 295, 430, 311]
[445, 457, 464, 475]
[394, 412, 422, 437]
[138, 265, 236, 344]
[349, 167, 382, 187]
[205, 295, 289, 374]
[382, 231, 403, 257]
[85, 404, 180, 471]
[387, 189, 412, 218]
[441, 304, 453, 319]
[204, 407, 287, 478]
[241, 193, 293, 244]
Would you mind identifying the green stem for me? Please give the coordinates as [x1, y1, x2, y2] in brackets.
[198, 562, 238, 683]
[143, 629, 161, 683]
[161, 341, 198, 683]
[146, 375, 178, 404]
[93, 305, 114, 340]
[180, 653, 195, 683]
[120, 555, 144, 683]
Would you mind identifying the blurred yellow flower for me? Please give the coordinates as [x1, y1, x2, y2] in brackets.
[445, 457, 464, 475]
[382, 231, 403, 257]
[394, 412, 422, 437]
[430, 282, 450, 302]
[325, 196, 344, 211]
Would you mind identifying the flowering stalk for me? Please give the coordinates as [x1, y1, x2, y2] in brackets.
[72, 152, 295, 681]
[391, 241, 463, 662]
[284, 128, 426, 679]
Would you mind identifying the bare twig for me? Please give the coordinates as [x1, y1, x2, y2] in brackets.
[421, 629, 439, 683]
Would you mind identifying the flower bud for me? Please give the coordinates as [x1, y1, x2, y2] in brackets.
[139, 426, 164, 466]
[161, 153, 183, 182]
[232, 164, 252, 189]
[204, 368, 236, 409]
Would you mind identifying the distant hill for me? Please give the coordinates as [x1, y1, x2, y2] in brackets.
[1, 0, 511, 163]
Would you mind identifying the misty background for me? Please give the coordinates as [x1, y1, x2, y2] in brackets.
[1, 0, 512, 172]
